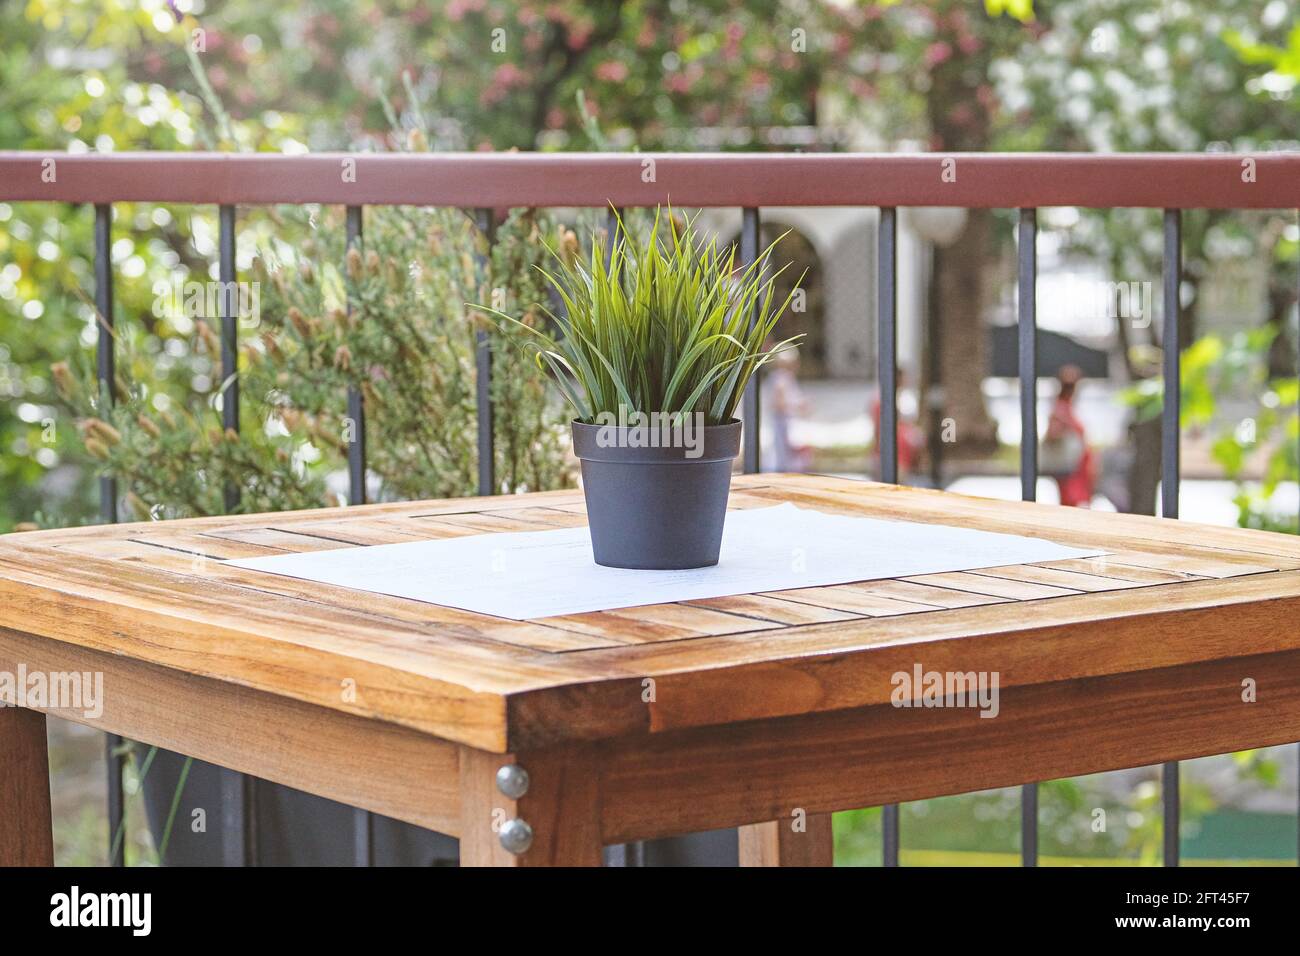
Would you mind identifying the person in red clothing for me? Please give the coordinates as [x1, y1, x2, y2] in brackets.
[1046, 364, 1096, 507]
[871, 370, 925, 481]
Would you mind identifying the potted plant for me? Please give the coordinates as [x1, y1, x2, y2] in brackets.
[485, 210, 801, 569]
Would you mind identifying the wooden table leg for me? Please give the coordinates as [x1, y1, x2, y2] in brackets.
[739, 812, 834, 867]
[0, 707, 54, 866]
[458, 745, 603, 866]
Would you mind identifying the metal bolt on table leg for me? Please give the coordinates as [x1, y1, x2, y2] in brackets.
[499, 818, 534, 855]
[496, 764, 530, 800]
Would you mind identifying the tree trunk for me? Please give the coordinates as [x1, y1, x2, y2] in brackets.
[1127, 417, 1161, 517]
[934, 209, 999, 453]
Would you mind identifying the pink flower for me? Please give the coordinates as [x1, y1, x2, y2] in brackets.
[924, 42, 953, 68]
[595, 60, 628, 82]
[567, 24, 593, 50]
[492, 63, 525, 87]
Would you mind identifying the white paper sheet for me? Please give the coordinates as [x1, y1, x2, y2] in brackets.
[226, 504, 1105, 620]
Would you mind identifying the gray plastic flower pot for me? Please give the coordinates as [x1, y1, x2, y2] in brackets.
[571, 418, 742, 570]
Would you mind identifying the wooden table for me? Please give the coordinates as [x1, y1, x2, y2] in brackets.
[3, 474, 1300, 866]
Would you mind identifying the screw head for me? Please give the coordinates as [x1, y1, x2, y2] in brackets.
[495, 764, 530, 799]
[499, 818, 534, 855]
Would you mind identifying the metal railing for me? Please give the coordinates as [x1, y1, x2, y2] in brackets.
[1, 151, 1298, 867]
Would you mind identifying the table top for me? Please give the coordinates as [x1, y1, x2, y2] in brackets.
[2, 473, 1299, 753]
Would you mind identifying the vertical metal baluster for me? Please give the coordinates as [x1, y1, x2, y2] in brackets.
[1018, 210, 1039, 504]
[603, 206, 626, 867]
[1162, 208, 1182, 868]
[95, 203, 125, 868]
[877, 206, 900, 867]
[881, 805, 901, 869]
[1017, 208, 1039, 867]
[344, 204, 373, 867]
[877, 208, 898, 485]
[604, 205, 622, 269]
[602, 204, 644, 869]
[346, 206, 367, 509]
[216, 204, 257, 868]
[219, 204, 240, 510]
[474, 208, 496, 497]
[95, 206, 117, 523]
[740, 207, 762, 474]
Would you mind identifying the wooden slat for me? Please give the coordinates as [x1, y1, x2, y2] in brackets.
[129, 531, 286, 560]
[763, 584, 940, 617]
[539, 488, 773, 517]
[852, 579, 1012, 609]
[489, 507, 589, 528]
[541, 502, 591, 515]
[541, 603, 783, 643]
[203, 526, 353, 552]
[1035, 556, 1200, 585]
[1089, 549, 1283, 579]
[270, 519, 430, 545]
[601, 603, 784, 636]
[411, 513, 556, 534]
[967, 565, 1138, 593]
[537, 612, 698, 643]
[683, 594, 860, 625]
[902, 570, 1081, 600]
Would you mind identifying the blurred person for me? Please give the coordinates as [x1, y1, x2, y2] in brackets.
[871, 369, 925, 481]
[1097, 422, 1137, 513]
[1044, 364, 1096, 507]
[762, 346, 811, 472]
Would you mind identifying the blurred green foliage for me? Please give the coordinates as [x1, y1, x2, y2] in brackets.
[1121, 328, 1299, 533]
[6, 0, 1300, 530]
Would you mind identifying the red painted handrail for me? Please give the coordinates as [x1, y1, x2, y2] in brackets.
[0, 151, 1297, 208]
